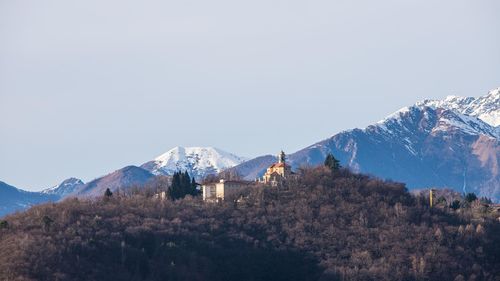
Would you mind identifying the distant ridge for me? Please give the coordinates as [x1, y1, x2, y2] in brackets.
[0, 181, 58, 217]
[73, 166, 155, 198]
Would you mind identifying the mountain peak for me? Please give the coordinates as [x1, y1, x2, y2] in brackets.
[417, 87, 500, 127]
[142, 146, 247, 178]
[74, 166, 154, 198]
[233, 86, 500, 200]
[375, 103, 497, 139]
[487, 87, 500, 98]
[42, 177, 84, 197]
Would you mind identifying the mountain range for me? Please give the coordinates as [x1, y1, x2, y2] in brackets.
[1, 87, 498, 217]
[232, 88, 500, 199]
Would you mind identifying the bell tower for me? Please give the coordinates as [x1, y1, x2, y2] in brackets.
[278, 150, 286, 164]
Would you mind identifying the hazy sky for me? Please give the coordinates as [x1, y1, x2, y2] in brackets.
[1, 0, 499, 191]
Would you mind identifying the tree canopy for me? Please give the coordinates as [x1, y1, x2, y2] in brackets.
[168, 171, 198, 200]
[0, 167, 499, 280]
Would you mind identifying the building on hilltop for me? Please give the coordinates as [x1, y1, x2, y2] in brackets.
[202, 151, 295, 202]
[261, 151, 294, 186]
[202, 179, 251, 202]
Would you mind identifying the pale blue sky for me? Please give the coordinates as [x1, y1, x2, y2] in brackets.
[1, 0, 499, 191]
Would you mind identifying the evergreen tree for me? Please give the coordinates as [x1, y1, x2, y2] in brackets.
[168, 172, 181, 200]
[190, 177, 199, 196]
[104, 188, 113, 198]
[465, 193, 477, 203]
[168, 171, 199, 200]
[0, 220, 8, 229]
[183, 171, 191, 191]
[324, 153, 341, 171]
[450, 200, 461, 210]
[41, 215, 53, 232]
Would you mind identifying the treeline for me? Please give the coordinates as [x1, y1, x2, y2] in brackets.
[0, 167, 499, 281]
[125, 171, 199, 200]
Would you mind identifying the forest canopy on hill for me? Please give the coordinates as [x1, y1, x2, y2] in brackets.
[0, 167, 499, 281]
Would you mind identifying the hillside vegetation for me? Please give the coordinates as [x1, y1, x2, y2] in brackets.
[0, 167, 499, 281]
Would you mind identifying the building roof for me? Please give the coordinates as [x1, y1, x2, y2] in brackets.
[269, 162, 289, 168]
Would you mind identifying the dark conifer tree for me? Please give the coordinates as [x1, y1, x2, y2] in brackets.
[190, 177, 199, 196]
[450, 200, 461, 210]
[168, 171, 199, 200]
[465, 192, 477, 203]
[104, 188, 113, 198]
[324, 153, 341, 171]
[168, 172, 181, 200]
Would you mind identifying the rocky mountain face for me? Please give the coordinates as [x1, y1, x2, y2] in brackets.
[234, 88, 500, 200]
[41, 178, 84, 198]
[0, 181, 58, 218]
[420, 88, 499, 126]
[72, 166, 155, 198]
[141, 146, 247, 179]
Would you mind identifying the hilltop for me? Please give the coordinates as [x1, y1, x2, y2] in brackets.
[1, 167, 499, 281]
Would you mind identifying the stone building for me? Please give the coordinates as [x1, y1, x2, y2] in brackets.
[261, 151, 293, 186]
[202, 179, 251, 202]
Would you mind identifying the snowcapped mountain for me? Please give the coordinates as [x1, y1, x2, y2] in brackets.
[313, 105, 499, 197]
[42, 178, 84, 198]
[233, 87, 500, 200]
[141, 146, 247, 179]
[375, 103, 498, 139]
[420, 87, 500, 127]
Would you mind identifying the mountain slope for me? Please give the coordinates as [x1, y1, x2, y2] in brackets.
[42, 178, 84, 198]
[233, 88, 500, 199]
[141, 146, 246, 179]
[0, 181, 58, 217]
[226, 155, 277, 180]
[290, 106, 498, 197]
[73, 166, 155, 198]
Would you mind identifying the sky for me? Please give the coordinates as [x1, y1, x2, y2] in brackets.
[1, 0, 499, 191]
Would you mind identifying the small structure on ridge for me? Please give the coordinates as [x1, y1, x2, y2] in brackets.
[261, 151, 294, 186]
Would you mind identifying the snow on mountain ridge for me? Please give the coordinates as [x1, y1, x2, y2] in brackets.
[42, 178, 84, 197]
[142, 146, 247, 178]
[375, 87, 500, 139]
[432, 109, 498, 138]
[232, 86, 500, 200]
[375, 104, 498, 139]
[419, 87, 500, 127]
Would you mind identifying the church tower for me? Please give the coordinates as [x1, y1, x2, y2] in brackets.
[278, 150, 286, 164]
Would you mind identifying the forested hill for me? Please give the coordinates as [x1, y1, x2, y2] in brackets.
[0, 167, 499, 281]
